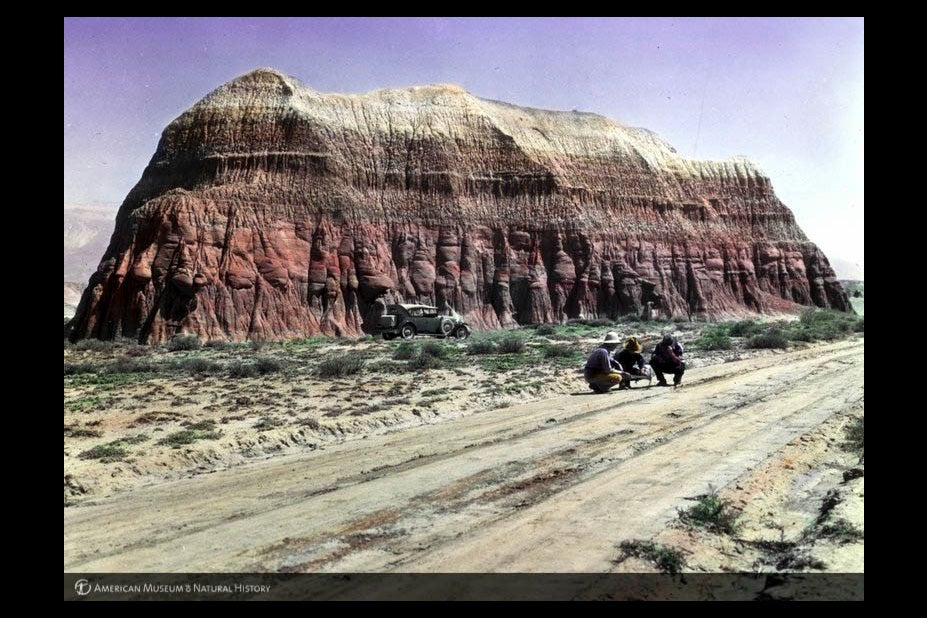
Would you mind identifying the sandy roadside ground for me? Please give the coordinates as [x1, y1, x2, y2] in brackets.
[65, 339, 862, 573]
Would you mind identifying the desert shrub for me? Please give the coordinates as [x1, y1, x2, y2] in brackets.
[854, 317, 864, 333]
[254, 356, 284, 374]
[78, 435, 148, 462]
[157, 424, 221, 448]
[728, 320, 761, 337]
[253, 416, 284, 430]
[168, 334, 201, 351]
[408, 353, 444, 371]
[392, 342, 417, 360]
[228, 361, 259, 379]
[64, 362, 99, 375]
[468, 340, 497, 355]
[694, 326, 732, 350]
[74, 339, 114, 352]
[569, 318, 614, 328]
[249, 340, 266, 352]
[300, 417, 321, 430]
[535, 324, 556, 336]
[818, 519, 864, 542]
[104, 358, 157, 374]
[618, 540, 686, 575]
[746, 330, 788, 349]
[420, 341, 449, 359]
[66, 427, 103, 438]
[78, 443, 128, 462]
[845, 417, 864, 453]
[174, 357, 222, 374]
[785, 326, 815, 342]
[315, 357, 365, 378]
[543, 344, 577, 358]
[496, 336, 526, 354]
[679, 490, 740, 534]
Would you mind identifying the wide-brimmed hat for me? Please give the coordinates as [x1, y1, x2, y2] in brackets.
[624, 336, 642, 353]
[603, 331, 621, 344]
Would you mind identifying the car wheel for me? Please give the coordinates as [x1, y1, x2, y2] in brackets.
[440, 319, 455, 337]
[400, 324, 416, 340]
[453, 325, 471, 340]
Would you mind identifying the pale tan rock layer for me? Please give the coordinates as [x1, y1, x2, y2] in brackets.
[69, 68, 850, 342]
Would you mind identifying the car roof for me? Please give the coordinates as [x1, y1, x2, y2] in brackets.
[397, 304, 438, 310]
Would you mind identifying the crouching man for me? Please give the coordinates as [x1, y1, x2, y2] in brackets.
[650, 334, 685, 387]
[616, 336, 652, 389]
[584, 331, 625, 393]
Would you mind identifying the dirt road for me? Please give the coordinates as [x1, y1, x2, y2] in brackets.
[64, 340, 863, 573]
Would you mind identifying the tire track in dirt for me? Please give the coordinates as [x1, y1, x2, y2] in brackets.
[64, 340, 862, 572]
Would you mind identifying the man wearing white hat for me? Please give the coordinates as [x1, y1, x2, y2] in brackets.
[583, 331, 625, 393]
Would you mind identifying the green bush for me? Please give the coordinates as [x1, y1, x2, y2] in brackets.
[168, 334, 201, 351]
[315, 357, 365, 378]
[420, 341, 449, 359]
[543, 344, 577, 358]
[679, 490, 740, 534]
[535, 324, 556, 336]
[785, 326, 815, 342]
[728, 320, 761, 337]
[747, 330, 788, 349]
[78, 434, 148, 462]
[854, 317, 864, 333]
[779, 309, 859, 342]
[694, 326, 732, 350]
[157, 423, 221, 448]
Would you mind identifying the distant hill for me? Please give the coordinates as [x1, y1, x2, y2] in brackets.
[64, 204, 116, 282]
[829, 257, 864, 281]
[840, 280, 864, 317]
[839, 280, 864, 296]
[64, 281, 85, 318]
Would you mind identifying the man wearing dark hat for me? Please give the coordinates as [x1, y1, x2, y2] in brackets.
[584, 331, 624, 393]
[616, 336, 651, 389]
[650, 334, 686, 387]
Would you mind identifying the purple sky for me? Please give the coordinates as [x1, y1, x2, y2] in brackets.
[64, 17, 863, 274]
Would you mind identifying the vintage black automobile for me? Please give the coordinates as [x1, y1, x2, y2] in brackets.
[378, 304, 471, 340]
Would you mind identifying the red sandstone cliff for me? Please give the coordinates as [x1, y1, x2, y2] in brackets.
[69, 68, 851, 342]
